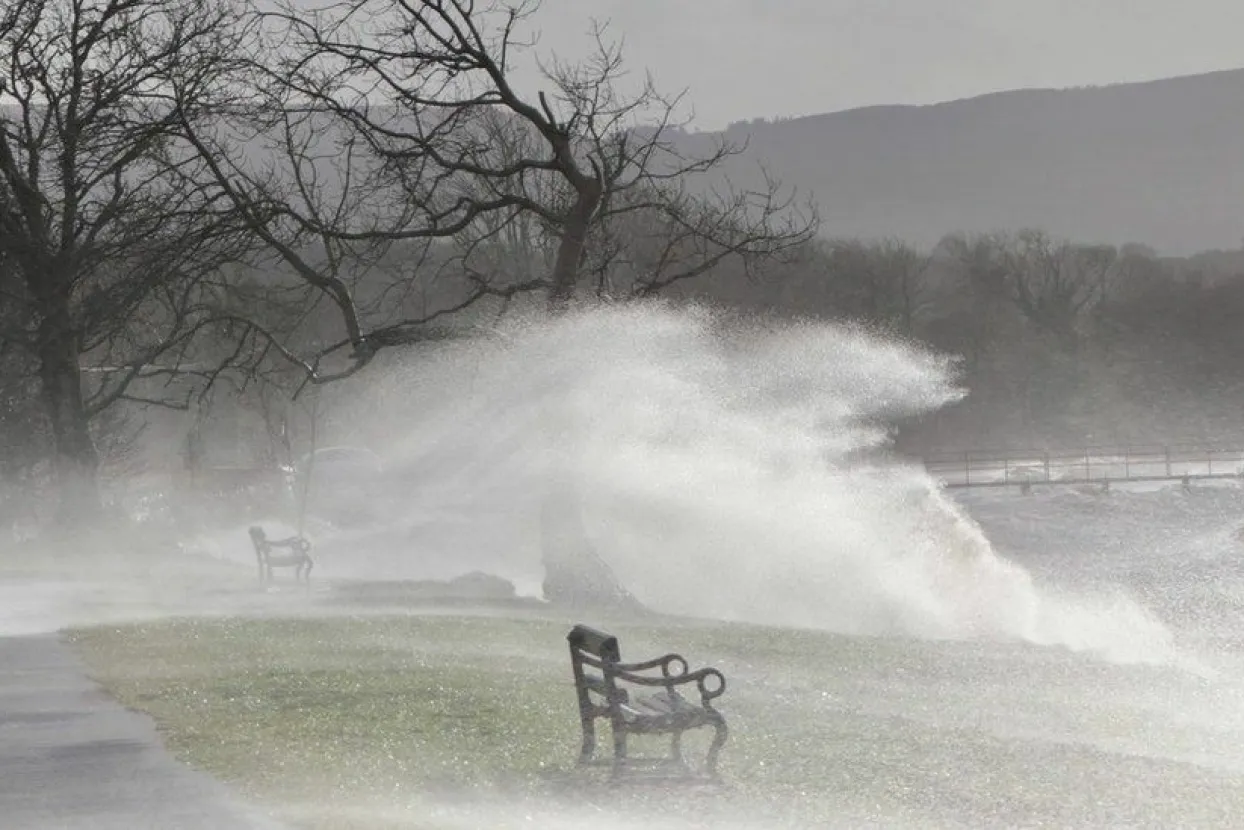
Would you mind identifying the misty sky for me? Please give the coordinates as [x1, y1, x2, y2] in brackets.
[525, 0, 1244, 130]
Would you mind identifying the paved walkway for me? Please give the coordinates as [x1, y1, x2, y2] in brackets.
[0, 582, 284, 829]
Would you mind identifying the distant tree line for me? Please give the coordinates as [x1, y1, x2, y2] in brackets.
[666, 231, 1244, 452]
[3, 0, 1242, 530]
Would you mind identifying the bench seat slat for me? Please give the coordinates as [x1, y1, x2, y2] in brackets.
[620, 691, 714, 733]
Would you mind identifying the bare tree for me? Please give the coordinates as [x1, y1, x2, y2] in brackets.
[187, 0, 815, 375]
[0, 0, 247, 521]
[813, 238, 937, 333]
[936, 232, 1015, 365]
[939, 230, 1121, 351]
[1003, 230, 1119, 347]
[174, 32, 517, 389]
[166, 1, 817, 392]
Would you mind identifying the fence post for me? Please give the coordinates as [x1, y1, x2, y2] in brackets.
[1043, 451, 1050, 482]
[963, 450, 970, 486]
[1084, 449, 1091, 482]
[1165, 446, 1171, 478]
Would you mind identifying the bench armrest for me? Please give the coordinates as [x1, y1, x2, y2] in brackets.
[613, 652, 688, 678]
[611, 665, 727, 705]
[575, 651, 727, 707]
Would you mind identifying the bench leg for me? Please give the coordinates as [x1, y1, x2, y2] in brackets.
[577, 718, 596, 765]
[670, 729, 686, 768]
[610, 724, 628, 780]
[705, 713, 728, 780]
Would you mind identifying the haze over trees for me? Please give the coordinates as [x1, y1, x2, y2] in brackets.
[0, 0, 814, 523]
[177, 0, 813, 377]
[1, 0, 1243, 531]
[669, 232, 1244, 451]
[0, 0, 249, 520]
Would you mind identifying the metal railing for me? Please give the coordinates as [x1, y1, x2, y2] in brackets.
[922, 444, 1244, 488]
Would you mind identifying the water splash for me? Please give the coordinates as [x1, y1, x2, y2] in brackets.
[327, 303, 1173, 661]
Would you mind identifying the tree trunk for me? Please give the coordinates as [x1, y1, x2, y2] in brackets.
[36, 307, 102, 525]
[542, 174, 634, 605]
[547, 187, 600, 311]
[539, 477, 641, 612]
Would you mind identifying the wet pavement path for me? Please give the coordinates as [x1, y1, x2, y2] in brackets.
[0, 604, 284, 828]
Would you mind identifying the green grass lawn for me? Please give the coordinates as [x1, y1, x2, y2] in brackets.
[69, 613, 893, 829]
[66, 611, 1244, 829]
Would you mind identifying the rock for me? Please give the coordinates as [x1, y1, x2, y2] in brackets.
[446, 571, 516, 599]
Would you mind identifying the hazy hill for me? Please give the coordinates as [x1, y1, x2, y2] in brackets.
[674, 69, 1244, 254]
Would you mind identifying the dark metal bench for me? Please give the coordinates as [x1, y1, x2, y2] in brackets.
[248, 526, 313, 585]
[567, 624, 728, 780]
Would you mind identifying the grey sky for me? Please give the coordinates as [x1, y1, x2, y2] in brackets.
[524, 0, 1244, 130]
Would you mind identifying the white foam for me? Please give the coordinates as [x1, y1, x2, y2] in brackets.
[319, 303, 1176, 662]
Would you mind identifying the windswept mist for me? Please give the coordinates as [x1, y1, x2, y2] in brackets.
[303, 304, 1175, 662]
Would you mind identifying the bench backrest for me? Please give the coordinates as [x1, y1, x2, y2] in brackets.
[568, 624, 620, 663]
[567, 624, 624, 718]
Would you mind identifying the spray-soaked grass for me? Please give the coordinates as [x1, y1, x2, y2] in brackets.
[66, 614, 887, 828]
[71, 616, 569, 789]
[68, 613, 1244, 829]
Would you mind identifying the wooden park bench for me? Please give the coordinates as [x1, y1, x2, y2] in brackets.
[567, 624, 728, 780]
[248, 526, 313, 586]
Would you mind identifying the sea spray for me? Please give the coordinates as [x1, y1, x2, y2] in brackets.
[318, 302, 1174, 660]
